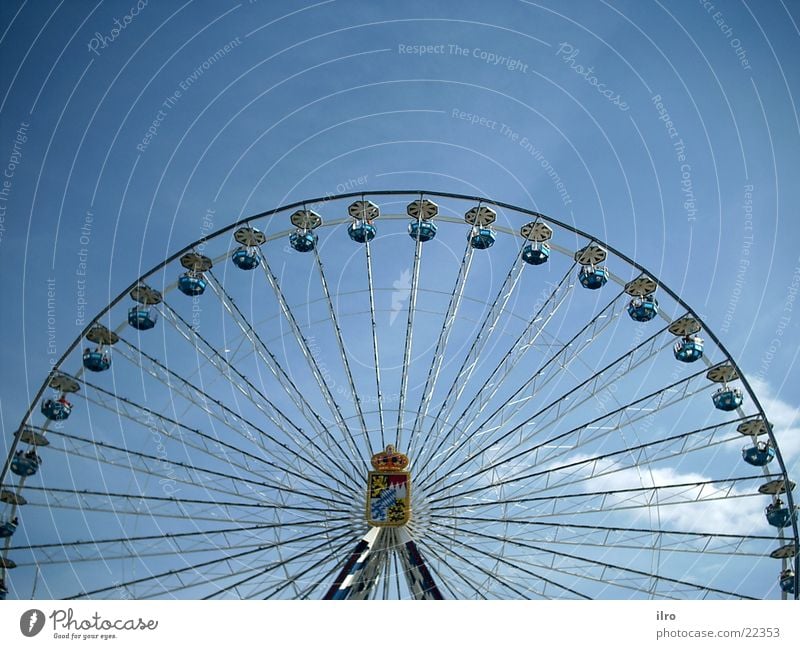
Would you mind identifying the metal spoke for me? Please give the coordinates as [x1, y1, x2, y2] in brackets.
[407, 239, 474, 459]
[395, 201, 426, 449]
[428, 416, 746, 504]
[13, 537, 332, 569]
[443, 265, 578, 443]
[134, 564, 268, 600]
[47, 429, 282, 505]
[429, 524, 592, 599]
[429, 520, 755, 599]
[414, 289, 629, 481]
[433, 517, 775, 557]
[312, 246, 371, 449]
[8, 519, 352, 566]
[412, 537, 489, 599]
[65, 524, 352, 600]
[202, 271, 363, 481]
[419, 529, 582, 598]
[111, 336, 358, 495]
[422, 326, 675, 491]
[413, 262, 578, 475]
[255, 249, 368, 469]
[65, 543, 276, 600]
[412, 542, 466, 599]
[253, 535, 358, 600]
[78, 382, 339, 502]
[427, 520, 683, 600]
[151, 303, 362, 490]
[127, 569, 263, 600]
[202, 529, 355, 599]
[11, 484, 353, 520]
[423, 329, 701, 495]
[416, 247, 526, 459]
[363, 236, 386, 448]
[293, 554, 347, 600]
[428, 475, 773, 517]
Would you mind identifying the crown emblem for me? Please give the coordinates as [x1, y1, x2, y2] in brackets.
[370, 445, 409, 472]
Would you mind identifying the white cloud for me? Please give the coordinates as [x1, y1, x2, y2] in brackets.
[747, 377, 800, 467]
[571, 459, 766, 535]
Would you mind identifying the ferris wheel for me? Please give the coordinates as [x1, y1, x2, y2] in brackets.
[1, 190, 797, 600]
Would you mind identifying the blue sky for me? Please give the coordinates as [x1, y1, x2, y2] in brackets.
[0, 0, 799, 600]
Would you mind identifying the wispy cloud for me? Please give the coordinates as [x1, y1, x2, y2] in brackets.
[556, 459, 768, 534]
[748, 377, 800, 465]
[583, 463, 765, 535]
[390, 268, 411, 326]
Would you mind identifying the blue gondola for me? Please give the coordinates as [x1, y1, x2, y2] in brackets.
[579, 265, 608, 289]
[290, 230, 318, 252]
[128, 306, 158, 330]
[627, 295, 658, 322]
[10, 450, 40, 477]
[82, 348, 111, 372]
[289, 230, 317, 253]
[766, 501, 795, 528]
[674, 335, 704, 362]
[780, 569, 796, 595]
[348, 221, 376, 244]
[522, 242, 550, 265]
[0, 580, 7, 600]
[232, 247, 260, 270]
[178, 271, 207, 296]
[742, 441, 775, 467]
[0, 518, 18, 538]
[468, 227, 495, 250]
[41, 397, 71, 421]
[408, 221, 437, 242]
[712, 386, 743, 411]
